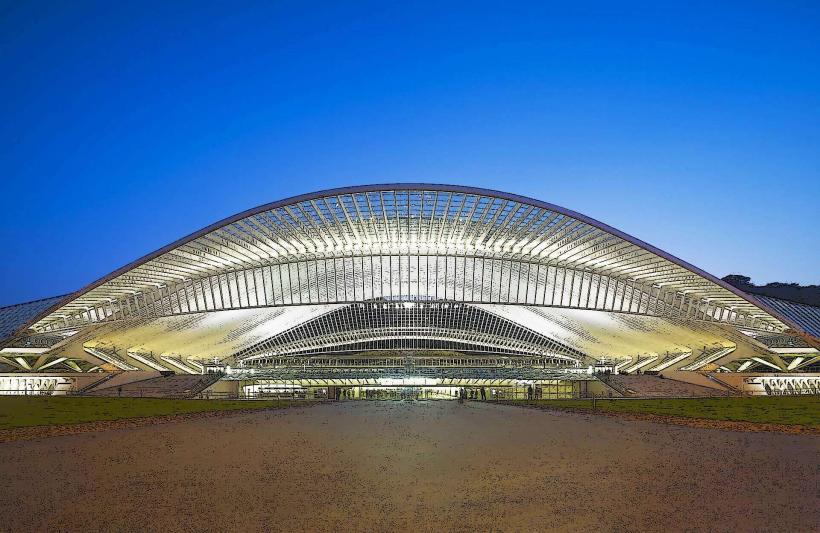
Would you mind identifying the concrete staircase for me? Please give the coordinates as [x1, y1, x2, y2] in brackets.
[598, 374, 727, 397]
[85, 373, 222, 398]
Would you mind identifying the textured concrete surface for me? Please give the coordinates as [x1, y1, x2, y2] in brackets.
[1, 401, 818, 532]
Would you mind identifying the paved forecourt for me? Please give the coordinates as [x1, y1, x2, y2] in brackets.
[0, 401, 817, 532]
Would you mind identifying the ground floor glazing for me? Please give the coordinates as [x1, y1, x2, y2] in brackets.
[239, 378, 589, 400]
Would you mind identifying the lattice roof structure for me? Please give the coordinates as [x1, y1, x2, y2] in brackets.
[4, 184, 816, 378]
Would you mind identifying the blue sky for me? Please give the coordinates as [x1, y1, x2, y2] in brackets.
[1, 1, 818, 306]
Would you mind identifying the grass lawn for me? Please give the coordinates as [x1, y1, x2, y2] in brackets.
[510, 396, 820, 427]
[0, 396, 309, 429]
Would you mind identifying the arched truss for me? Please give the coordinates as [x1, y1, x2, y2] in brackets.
[234, 300, 588, 363]
[20, 184, 797, 337]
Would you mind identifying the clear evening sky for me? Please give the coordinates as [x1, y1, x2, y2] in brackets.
[1, 2, 818, 306]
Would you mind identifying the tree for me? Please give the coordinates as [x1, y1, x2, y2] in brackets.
[722, 274, 752, 288]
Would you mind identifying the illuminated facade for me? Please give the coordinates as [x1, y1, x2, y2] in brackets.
[1, 185, 817, 394]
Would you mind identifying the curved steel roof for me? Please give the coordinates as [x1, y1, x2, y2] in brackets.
[18, 184, 800, 336]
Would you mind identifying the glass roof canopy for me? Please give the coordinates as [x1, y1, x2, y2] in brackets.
[19, 185, 796, 341]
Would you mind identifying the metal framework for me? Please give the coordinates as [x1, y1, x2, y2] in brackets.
[4, 184, 814, 379]
[235, 300, 588, 363]
[20, 185, 794, 334]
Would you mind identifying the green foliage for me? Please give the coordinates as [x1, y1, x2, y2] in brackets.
[516, 396, 820, 427]
[0, 396, 304, 429]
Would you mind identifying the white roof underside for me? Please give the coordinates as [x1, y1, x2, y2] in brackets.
[44, 304, 774, 371]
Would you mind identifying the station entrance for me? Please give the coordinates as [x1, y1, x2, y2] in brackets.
[223, 351, 602, 401]
[240, 379, 590, 401]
